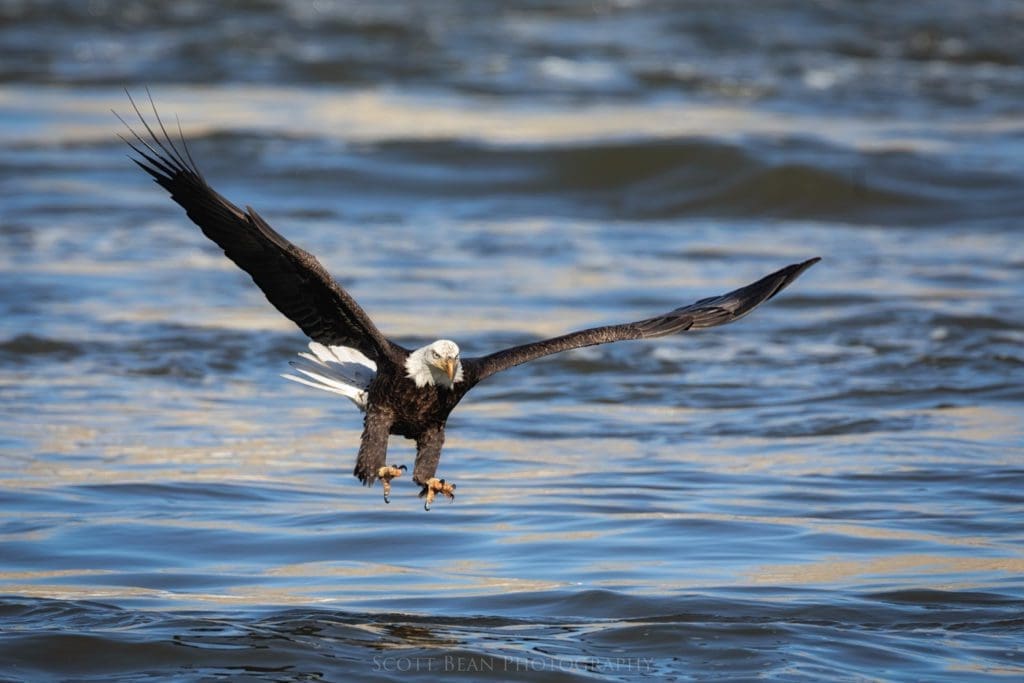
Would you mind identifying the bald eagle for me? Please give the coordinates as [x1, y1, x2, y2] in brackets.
[118, 94, 819, 510]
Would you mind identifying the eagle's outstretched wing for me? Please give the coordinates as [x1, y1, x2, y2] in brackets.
[463, 257, 820, 383]
[117, 91, 404, 366]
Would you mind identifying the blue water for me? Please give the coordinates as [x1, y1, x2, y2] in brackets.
[1, 2, 1023, 680]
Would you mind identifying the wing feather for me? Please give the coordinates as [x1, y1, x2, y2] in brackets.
[118, 91, 404, 365]
[464, 257, 820, 382]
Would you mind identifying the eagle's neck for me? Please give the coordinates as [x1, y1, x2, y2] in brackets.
[405, 344, 463, 390]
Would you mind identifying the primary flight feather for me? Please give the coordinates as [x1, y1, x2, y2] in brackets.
[118, 92, 819, 510]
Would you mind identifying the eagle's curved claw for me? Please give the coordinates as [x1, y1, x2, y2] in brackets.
[421, 477, 456, 511]
[377, 464, 407, 504]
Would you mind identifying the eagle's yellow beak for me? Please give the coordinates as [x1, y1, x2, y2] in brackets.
[442, 357, 456, 382]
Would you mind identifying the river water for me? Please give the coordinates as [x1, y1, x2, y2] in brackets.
[1, 1, 1023, 680]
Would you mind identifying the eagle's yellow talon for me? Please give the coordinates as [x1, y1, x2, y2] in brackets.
[423, 477, 456, 511]
[377, 464, 406, 504]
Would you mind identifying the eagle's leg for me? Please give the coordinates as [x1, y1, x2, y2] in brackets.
[413, 427, 455, 511]
[377, 464, 406, 504]
[421, 478, 456, 511]
[354, 409, 403, 503]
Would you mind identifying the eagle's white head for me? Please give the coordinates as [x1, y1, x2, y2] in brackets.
[405, 339, 463, 389]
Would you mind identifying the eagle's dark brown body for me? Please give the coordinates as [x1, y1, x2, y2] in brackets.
[367, 370, 470, 440]
[355, 356, 479, 490]
[119, 92, 819, 508]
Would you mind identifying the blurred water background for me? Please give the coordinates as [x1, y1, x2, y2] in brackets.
[1, 1, 1023, 680]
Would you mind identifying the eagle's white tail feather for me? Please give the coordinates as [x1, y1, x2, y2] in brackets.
[281, 372, 363, 400]
[290, 363, 361, 392]
[281, 343, 377, 411]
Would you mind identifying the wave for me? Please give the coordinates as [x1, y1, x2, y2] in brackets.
[0, 333, 82, 360]
[146, 132, 1024, 226]
[2, 591, 1021, 681]
[5, 0, 1023, 123]
[0, 327, 296, 380]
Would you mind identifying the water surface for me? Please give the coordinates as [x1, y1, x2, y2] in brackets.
[1, 1, 1023, 680]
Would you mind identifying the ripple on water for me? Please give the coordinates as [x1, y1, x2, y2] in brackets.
[1, 591, 1022, 680]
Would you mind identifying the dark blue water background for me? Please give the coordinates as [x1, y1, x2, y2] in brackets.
[1, 1, 1022, 680]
